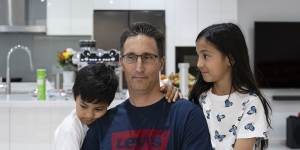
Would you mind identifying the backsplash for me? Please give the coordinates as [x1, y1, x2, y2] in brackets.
[0, 33, 90, 82]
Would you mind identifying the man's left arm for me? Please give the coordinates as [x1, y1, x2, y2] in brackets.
[182, 106, 213, 150]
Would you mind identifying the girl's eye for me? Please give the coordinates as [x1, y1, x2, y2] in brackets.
[203, 54, 208, 59]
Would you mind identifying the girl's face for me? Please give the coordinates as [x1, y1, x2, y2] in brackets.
[196, 38, 232, 85]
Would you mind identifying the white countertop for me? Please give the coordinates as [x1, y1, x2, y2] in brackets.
[0, 82, 127, 108]
[268, 139, 300, 150]
[1, 83, 299, 149]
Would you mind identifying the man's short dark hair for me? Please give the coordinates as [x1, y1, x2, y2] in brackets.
[120, 22, 165, 57]
[72, 63, 118, 105]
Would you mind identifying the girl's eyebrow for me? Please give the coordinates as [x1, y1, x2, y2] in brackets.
[198, 49, 210, 53]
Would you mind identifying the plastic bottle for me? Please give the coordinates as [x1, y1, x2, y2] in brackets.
[37, 69, 46, 100]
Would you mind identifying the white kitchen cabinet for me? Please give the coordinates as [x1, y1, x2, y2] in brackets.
[47, 0, 71, 35]
[198, 0, 237, 32]
[71, 0, 93, 35]
[172, 0, 237, 46]
[198, 0, 221, 32]
[174, 0, 198, 46]
[10, 105, 51, 150]
[94, 0, 130, 10]
[49, 104, 74, 150]
[47, 0, 93, 35]
[220, 0, 237, 23]
[130, 0, 165, 10]
[94, 0, 164, 10]
[0, 106, 9, 150]
[164, 0, 237, 74]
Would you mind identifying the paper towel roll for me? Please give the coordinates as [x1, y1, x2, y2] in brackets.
[178, 63, 190, 98]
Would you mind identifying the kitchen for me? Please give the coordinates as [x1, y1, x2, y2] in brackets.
[1, 0, 300, 150]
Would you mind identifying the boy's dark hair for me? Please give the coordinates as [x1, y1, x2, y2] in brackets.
[120, 22, 165, 57]
[72, 63, 118, 105]
[189, 23, 272, 127]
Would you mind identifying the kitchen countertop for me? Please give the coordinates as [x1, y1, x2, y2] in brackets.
[268, 139, 300, 150]
[1, 83, 299, 149]
[0, 82, 127, 108]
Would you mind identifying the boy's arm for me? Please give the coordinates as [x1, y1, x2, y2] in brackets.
[81, 125, 100, 150]
[54, 129, 81, 150]
[182, 106, 213, 150]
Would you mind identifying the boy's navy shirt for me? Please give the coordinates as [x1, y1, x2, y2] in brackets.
[81, 98, 212, 150]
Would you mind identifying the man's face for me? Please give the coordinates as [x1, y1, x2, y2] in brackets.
[121, 35, 164, 93]
[75, 96, 109, 125]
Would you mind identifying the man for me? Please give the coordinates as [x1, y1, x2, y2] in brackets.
[81, 22, 212, 150]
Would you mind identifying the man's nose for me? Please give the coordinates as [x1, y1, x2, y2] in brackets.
[135, 57, 145, 72]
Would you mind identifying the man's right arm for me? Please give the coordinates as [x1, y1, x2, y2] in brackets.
[181, 104, 213, 150]
[81, 123, 100, 150]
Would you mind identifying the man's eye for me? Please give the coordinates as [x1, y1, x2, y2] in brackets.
[127, 55, 136, 59]
[143, 55, 151, 59]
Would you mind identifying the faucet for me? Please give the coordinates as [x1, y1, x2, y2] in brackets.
[6, 45, 34, 94]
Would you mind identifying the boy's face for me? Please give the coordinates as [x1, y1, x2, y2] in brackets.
[75, 96, 109, 125]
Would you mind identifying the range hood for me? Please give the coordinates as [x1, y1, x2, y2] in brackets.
[0, 0, 46, 33]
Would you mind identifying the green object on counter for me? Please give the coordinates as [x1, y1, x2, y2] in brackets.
[37, 69, 46, 100]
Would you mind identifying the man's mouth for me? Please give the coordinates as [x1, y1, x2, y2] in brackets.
[132, 76, 147, 79]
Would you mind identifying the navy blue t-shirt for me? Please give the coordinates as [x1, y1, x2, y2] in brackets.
[81, 98, 212, 150]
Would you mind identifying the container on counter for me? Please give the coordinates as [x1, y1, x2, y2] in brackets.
[37, 68, 46, 100]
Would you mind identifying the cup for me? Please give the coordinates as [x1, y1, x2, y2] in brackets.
[54, 73, 63, 89]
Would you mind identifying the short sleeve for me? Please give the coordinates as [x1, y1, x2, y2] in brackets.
[54, 127, 81, 150]
[236, 95, 269, 139]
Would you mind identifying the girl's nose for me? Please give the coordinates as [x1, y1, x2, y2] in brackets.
[197, 58, 204, 69]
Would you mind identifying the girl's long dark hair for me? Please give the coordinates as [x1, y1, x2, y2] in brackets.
[189, 23, 272, 127]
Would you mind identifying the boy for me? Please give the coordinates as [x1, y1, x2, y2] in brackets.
[54, 63, 179, 150]
[53, 63, 118, 150]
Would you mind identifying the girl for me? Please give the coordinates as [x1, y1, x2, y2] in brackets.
[189, 23, 271, 150]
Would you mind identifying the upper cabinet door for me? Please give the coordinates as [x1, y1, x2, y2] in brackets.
[174, 0, 197, 46]
[220, 0, 237, 23]
[198, 0, 221, 32]
[47, 0, 93, 35]
[130, 0, 165, 10]
[198, 0, 237, 32]
[94, 0, 130, 10]
[71, 0, 93, 35]
[47, 0, 72, 35]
